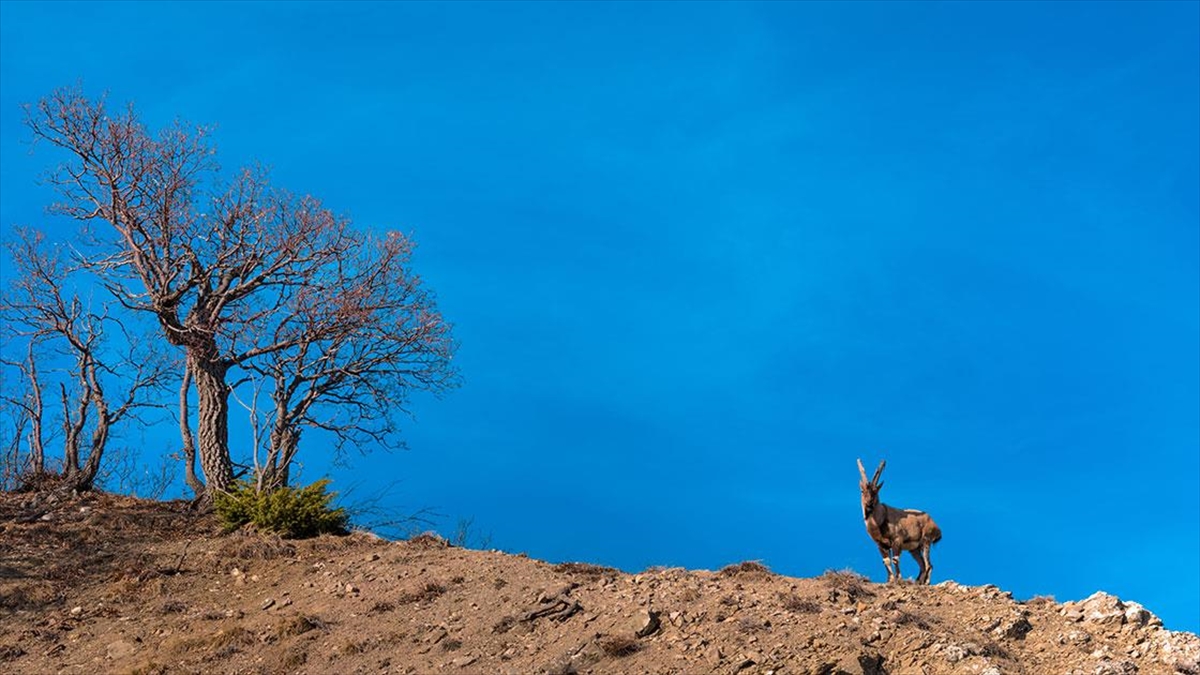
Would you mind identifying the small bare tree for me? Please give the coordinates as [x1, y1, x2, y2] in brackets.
[0, 341, 48, 480]
[250, 231, 457, 490]
[0, 228, 169, 492]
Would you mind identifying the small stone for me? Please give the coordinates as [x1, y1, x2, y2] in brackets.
[69, 606, 83, 616]
[260, 598, 276, 610]
[346, 583, 359, 594]
[106, 640, 136, 660]
[944, 644, 968, 663]
[452, 656, 477, 668]
[704, 645, 724, 665]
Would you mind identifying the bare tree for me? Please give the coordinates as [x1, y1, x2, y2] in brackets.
[251, 231, 457, 490]
[0, 341, 48, 479]
[23, 86, 457, 500]
[0, 228, 169, 492]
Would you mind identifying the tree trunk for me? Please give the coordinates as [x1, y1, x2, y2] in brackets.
[72, 405, 109, 493]
[262, 423, 300, 490]
[178, 364, 205, 497]
[189, 353, 234, 499]
[60, 382, 87, 479]
[25, 347, 45, 475]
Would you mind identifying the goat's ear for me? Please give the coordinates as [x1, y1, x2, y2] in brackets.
[857, 458, 869, 483]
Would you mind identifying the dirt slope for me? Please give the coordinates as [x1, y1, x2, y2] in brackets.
[1, 491, 1197, 675]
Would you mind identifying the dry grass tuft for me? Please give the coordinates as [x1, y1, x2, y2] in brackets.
[169, 625, 255, 655]
[779, 592, 822, 614]
[598, 634, 641, 657]
[124, 661, 168, 675]
[892, 609, 932, 629]
[720, 560, 773, 578]
[554, 562, 619, 580]
[0, 644, 27, 662]
[821, 569, 874, 601]
[407, 532, 449, 549]
[737, 617, 769, 633]
[159, 600, 187, 614]
[212, 534, 297, 564]
[1025, 595, 1056, 608]
[441, 638, 463, 652]
[280, 649, 307, 670]
[276, 614, 327, 638]
[398, 581, 446, 604]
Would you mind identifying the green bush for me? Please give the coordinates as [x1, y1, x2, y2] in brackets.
[215, 478, 349, 538]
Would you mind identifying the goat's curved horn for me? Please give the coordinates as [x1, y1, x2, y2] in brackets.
[872, 460, 886, 485]
[857, 458, 868, 483]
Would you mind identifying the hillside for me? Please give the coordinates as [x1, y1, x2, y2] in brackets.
[1, 490, 1196, 675]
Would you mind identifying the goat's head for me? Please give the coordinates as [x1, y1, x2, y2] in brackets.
[857, 458, 886, 520]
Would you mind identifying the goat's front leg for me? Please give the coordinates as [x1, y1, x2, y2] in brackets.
[890, 546, 902, 583]
[877, 543, 895, 582]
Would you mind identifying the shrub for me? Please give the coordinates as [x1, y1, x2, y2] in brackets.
[215, 479, 349, 538]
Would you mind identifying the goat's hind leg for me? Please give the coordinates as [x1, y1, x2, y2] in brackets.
[908, 547, 927, 585]
[919, 542, 933, 585]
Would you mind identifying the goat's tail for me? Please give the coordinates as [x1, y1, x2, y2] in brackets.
[928, 521, 943, 545]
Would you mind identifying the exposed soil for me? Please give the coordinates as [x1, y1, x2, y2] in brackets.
[1, 490, 1197, 675]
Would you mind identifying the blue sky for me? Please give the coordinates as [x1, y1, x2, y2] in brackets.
[1, 1, 1197, 631]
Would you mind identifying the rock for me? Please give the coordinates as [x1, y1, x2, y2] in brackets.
[1062, 629, 1093, 646]
[705, 645, 724, 665]
[1158, 630, 1200, 674]
[1122, 602, 1159, 628]
[994, 615, 1033, 640]
[452, 655, 477, 668]
[106, 640, 136, 660]
[1063, 592, 1127, 626]
[69, 606, 82, 616]
[260, 597, 275, 610]
[827, 652, 886, 675]
[980, 667, 1002, 675]
[632, 609, 661, 637]
[1093, 660, 1137, 675]
[944, 644, 966, 663]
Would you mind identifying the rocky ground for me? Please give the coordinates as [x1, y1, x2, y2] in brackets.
[1, 490, 1197, 675]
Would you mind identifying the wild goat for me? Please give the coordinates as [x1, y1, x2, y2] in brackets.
[858, 459, 942, 585]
